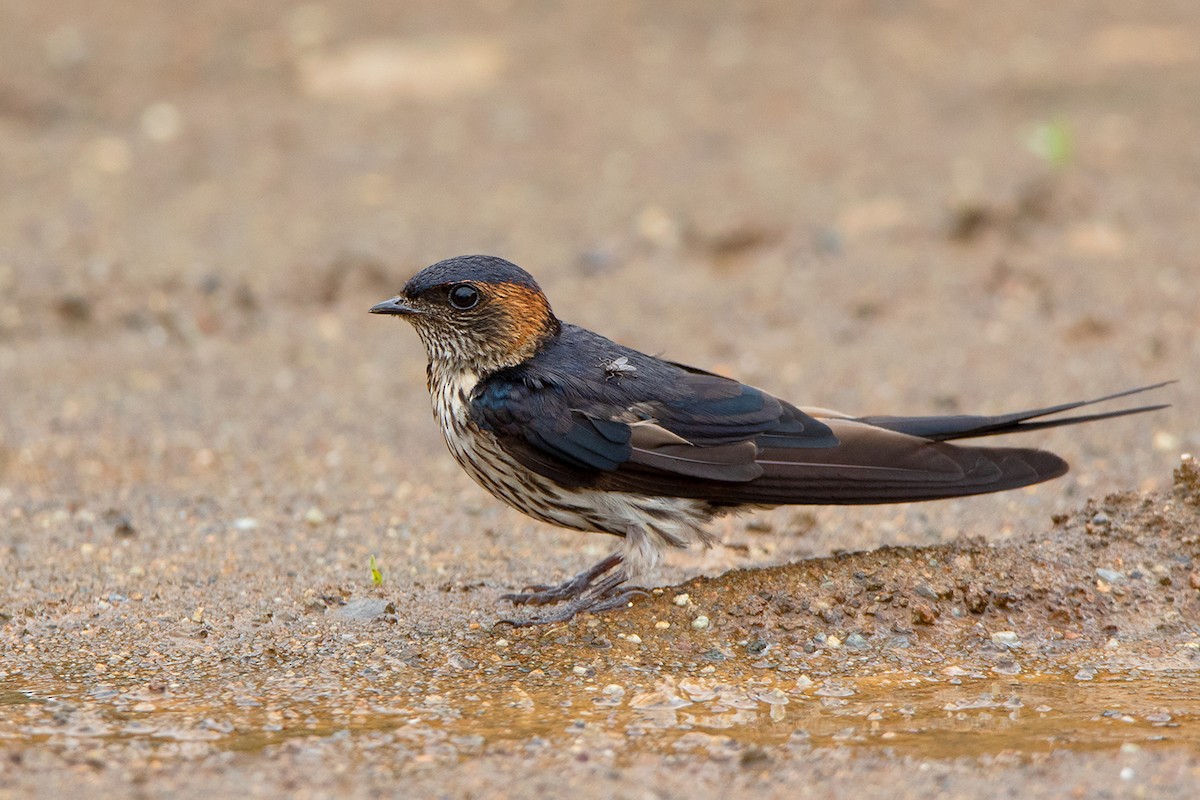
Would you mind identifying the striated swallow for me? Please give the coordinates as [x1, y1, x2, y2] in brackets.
[371, 255, 1170, 625]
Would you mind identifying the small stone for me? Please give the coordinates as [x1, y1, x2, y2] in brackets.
[914, 583, 938, 600]
[102, 509, 136, 538]
[331, 598, 396, 621]
[992, 658, 1021, 676]
[990, 631, 1021, 647]
[964, 586, 988, 614]
[654, 621, 670, 629]
[625, 634, 642, 644]
[1074, 667, 1097, 681]
[304, 506, 327, 526]
[132, 701, 156, 713]
[825, 635, 842, 649]
[1154, 431, 1180, 452]
[1091, 512, 1110, 526]
[672, 593, 690, 607]
[1189, 572, 1200, 590]
[691, 615, 710, 630]
[911, 604, 938, 625]
[1096, 568, 1126, 583]
[140, 102, 182, 142]
[233, 517, 259, 531]
[844, 632, 868, 650]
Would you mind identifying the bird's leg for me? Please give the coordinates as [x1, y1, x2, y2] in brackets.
[502, 551, 624, 607]
[497, 570, 648, 628]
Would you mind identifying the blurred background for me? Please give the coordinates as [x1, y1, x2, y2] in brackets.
[1, 0, 1197, 570]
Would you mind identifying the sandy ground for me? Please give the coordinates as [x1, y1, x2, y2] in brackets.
[2, 1, 1200, 797]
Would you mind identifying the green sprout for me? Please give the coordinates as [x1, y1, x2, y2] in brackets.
[369, 554, 383, 586]
[1026, 118, 1074, 170]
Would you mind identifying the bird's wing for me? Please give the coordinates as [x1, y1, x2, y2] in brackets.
[470, 367, 837, 488]
[470, 360, 1169, 506]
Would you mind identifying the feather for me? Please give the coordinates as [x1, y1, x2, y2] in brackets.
[468, 324, 1168, 507]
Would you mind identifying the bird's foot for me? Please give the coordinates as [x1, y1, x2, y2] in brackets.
[497, 561, 646, 627]
[501, 552, 623, 606]
[497, 581, 647, 627]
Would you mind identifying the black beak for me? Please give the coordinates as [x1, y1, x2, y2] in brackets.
[369, 296, 422, 316]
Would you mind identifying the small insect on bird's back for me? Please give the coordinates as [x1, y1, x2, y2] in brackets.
[370, 254, 1172, 626]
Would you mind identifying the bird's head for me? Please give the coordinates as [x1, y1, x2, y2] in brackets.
[370, 255, 560, 373]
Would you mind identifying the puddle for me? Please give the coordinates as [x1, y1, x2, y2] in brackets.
[3, 670, 1197, 760]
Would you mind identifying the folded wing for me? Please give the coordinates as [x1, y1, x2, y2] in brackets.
[470, 347, 1169, 507]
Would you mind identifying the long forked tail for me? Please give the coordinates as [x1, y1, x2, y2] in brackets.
[728, 381, 1175, 506]
[852, 381, 1174, 442]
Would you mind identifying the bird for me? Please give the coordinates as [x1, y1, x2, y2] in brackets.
[370, 254, 1171, 626]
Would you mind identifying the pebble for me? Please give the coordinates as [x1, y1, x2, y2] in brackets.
[911, 604, 938, 625]
[1074, 667, 1097, 681]
[304, 506, 327, 526]
[140, 102, 182, 142]
[625, 634, 642, 644]
[914, 583, 938, 600]
[844, 632, 868, 650]
[654, 621, 670, 630]
[990, 631, 1021, 647]
[1096, 568, 1126, 583]
[1091, 512, 1110, 525]
[757, 688, 789, 706]
[673, 593, 690, 606]
[331, 598, 396, 620]
[992, 658, 1021, 676]
[690, 615, 710, 630]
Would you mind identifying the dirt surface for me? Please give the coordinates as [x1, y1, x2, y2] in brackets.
[2, 1, 1200, 797]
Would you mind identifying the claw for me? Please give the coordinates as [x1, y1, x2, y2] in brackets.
[501, 552, 624, 607]
[497, 554, 642, 626]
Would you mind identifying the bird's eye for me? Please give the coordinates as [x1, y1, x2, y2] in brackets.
[447, 284, 480, 310]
